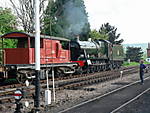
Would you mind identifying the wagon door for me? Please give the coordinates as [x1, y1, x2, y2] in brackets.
[44, 40, 57, 63]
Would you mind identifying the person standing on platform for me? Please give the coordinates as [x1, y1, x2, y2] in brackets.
[139, 60, 146, 84]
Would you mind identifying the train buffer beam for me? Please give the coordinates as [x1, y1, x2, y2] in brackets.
[27, 76, 35, 79]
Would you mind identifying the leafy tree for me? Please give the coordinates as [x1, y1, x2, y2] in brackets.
[89, 29, 101, 40]
[99, 23, 124, 44]
[42, 0, 59, 36]
[0, 8, 18, 50]
[43, 0, 90, 40]
[0, 8, 18, 63]
[89, 29, 108, 40]
[125, 46, 143, 62]
[0, 8, 17, 34]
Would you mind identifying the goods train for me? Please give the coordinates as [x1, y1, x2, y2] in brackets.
[0, 32, 124, 83]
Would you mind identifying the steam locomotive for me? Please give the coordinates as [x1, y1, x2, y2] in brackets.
[0, 32, 124, 83]
[71, 38, 124, 73]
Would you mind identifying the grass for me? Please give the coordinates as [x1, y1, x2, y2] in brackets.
[123, 61, 150, 67]
[123, 62, 139, 67]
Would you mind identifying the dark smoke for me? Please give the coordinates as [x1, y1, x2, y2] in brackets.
[63, 0, 89, 39]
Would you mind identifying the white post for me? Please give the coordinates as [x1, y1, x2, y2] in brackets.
[120, 71, 123, 80]
[52, 67, 56, 102]
[35, 0, 40, 70]
[46, 71, 49, 89]
[34, 0, 41, 112]
[45, 70, 51, 105]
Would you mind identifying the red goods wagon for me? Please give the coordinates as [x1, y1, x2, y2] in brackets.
[2, 32, 71, 64]
[0, 32, 77, 82]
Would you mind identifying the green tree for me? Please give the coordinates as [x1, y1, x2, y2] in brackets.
[125, 47, 143, 62]
[42, 0, 58, 36]
[43, 0, 90, 40]
[0, 8, 18, 63]
[89, 29, 108, 40]
[99, 23, 123, 44]
[0, 8, 17, 34]
[89, 29, 101, 40]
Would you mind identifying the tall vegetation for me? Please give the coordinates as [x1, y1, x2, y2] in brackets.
[99, 23, 123, 44]
[125, 46, 143, 62]
[0, 8, 17, 34]
[89, 23, 123, 44]
[0, 8, 18, 48]
[89, 29, 108, 40]
[42, 0, 90, 40]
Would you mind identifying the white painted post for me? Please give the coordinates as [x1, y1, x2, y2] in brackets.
[34, 0, 41, 112]
[52, 67, 56, 102]
[120, 71, 123, 80]
[35, 0, 40, 71]
[45, 70, 51, 105]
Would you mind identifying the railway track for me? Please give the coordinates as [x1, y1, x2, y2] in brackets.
[58, 73, 150, 113]
[111, 86, 150, 113]
[0, 66, 139, 104]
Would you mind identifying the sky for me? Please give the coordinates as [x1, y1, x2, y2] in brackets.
[84, 0, 150, 44]
[0, 0, 150, 44]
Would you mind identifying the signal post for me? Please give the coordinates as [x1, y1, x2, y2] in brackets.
[34, 0, 41, 112]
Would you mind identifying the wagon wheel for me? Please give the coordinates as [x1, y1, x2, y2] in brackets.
[16, 72, 27, 84]
[55, 69, 65, 77]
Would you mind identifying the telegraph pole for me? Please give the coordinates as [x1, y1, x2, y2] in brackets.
[34, 0, 41, 112]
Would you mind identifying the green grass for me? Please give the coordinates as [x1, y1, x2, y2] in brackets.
[123, 61, 150, 67]
[144, 61, 150, 64]
[123, 62, 139, 67]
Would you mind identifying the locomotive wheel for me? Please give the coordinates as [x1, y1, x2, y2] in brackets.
[16, 72, 27, 84]
[76, 67, 83, 75]
[79, 68, 83, 74]
[91, 67, 95, 73]
[86, 68, 90, 74]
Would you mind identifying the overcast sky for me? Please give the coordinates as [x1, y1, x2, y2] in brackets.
[1, 0, 150, 44]
[84, 0, 150, 44]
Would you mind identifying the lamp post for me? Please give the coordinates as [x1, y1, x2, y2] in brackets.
[34, 0, 41, 112]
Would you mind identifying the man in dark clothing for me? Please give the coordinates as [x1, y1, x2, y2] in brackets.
[139, 60, 146, 84]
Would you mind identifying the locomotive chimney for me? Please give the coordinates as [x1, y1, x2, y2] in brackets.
[76, 35, 80, 42]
